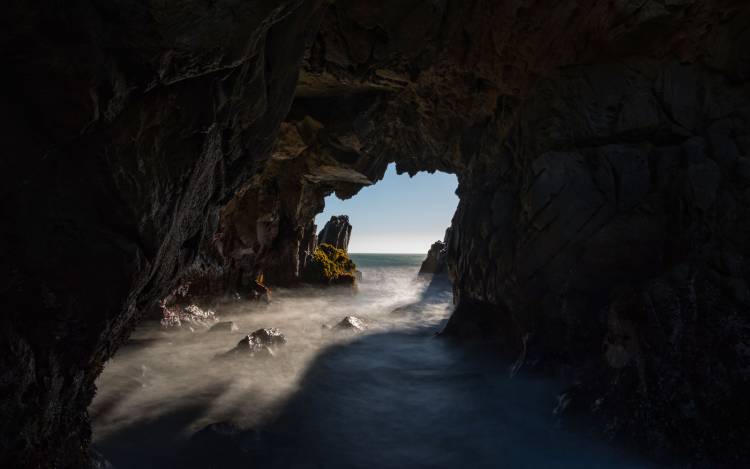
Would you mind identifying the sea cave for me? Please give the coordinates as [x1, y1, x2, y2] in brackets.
[1, 1, 750, 467]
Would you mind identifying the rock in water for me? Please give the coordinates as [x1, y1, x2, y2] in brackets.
[419, 240, 447, 274]
[221, 328, 287, 358]
[160, 304, 218, 331]
[334, 316, 366, 332]
[209, 321, 238, 333]
[302, 243, 358, 285]
[317, 215, 352, 251]
[247, 328, 287, 347]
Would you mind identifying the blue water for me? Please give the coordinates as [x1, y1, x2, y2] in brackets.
[91, 254, 651, 468]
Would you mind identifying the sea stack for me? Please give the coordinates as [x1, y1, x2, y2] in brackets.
[318, 215, 352, 252]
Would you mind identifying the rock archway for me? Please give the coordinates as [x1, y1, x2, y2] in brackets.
[2, 1, 749, 466]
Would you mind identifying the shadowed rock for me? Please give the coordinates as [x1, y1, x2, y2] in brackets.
[419, 240, 447, 274]
[317, 215, 352, 252]
[223, 328, 287, 359]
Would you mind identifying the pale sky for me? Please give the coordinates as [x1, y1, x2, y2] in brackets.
[314, 163, 459, 254]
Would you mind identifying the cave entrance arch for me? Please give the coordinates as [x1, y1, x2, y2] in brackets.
[314, 163, 458, 255]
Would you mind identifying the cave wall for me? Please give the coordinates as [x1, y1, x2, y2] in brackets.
[228, 0, 750, 461]
[2, 0, 750, 466]
[444, 57, 750, 460]
[0, 1, 326, 466]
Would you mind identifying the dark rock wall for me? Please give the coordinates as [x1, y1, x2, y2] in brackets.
[443, 57, 750, 461]
[0, 1, 326, 466]
[2, 0, 750, 466]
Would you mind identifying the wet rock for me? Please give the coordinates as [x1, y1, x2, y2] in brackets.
[160, 305, 218, 331]
[317, 215, 352, 252]
[246, 328, 287, 347]
[244, 280, 271, 303]
[221, 328, 287, 358]
[334, 316, 366, 332]
[209, 321, 239, 333]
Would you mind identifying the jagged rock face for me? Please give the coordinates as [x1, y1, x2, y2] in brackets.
[419, 240, 448, 275]
[318, 215, 352, 251]
[442, 57, 750, 461]
[0, 1, 326, 466]
[2, 0, 750, 466]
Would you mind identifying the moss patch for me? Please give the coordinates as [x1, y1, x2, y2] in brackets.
[303, 243, 357, 285]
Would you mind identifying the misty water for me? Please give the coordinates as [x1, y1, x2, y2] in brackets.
[91, 254, 650, 468]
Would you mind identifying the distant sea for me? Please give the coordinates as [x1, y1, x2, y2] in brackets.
[349, 253, 425, 269]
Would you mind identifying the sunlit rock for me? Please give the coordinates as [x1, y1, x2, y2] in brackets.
[334, 316, 367, 332]
[221, 328, 287, 359]
[160, 304, 218, 331]
[302, 244, 358, 285]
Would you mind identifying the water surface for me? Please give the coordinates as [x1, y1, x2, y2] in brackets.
[91, 254, 650, 468]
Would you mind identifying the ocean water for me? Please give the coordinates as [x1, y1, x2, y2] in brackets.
[91, 254, 651, 468]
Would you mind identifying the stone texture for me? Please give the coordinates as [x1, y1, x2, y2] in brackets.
[317, 215, 352, 251]
[419, 239, 448, 274]
[161, 304, 218, 331]
[2, 0, 750, 466]
[334, 316, 367, 332]
[0, 1, 326, 466]
[221, 328, 288, 358]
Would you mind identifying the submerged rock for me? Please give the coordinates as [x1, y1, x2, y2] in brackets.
[334, 316, 366, 332]
[209, 321, 239, 333]
[221, 328, 287, 358]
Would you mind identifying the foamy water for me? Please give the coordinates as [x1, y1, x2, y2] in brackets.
[91, 254, 651, 468]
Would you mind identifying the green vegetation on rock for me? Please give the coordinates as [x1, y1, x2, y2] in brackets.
[303, 243, 357, 285]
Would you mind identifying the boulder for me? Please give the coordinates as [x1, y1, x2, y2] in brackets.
[246, 328, 287, 347]
[221, 328, 287, 358]
[334, 316, 366, 332]
[160, 304, 218, 331]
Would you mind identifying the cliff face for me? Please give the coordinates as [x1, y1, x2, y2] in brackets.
[2, 0, 749, 466]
